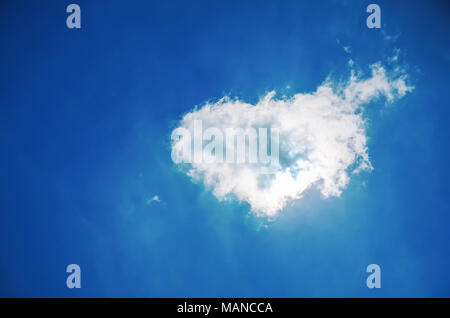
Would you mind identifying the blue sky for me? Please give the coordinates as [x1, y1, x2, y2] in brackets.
[0, 0, 449, 297]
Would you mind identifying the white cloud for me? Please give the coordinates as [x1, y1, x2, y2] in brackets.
[382, 30, 401, 42]
[146, 195, 161, 204]
[389, 48, 401, 63]
[171, 63, 413, 217]
[336, 39, 351, 54]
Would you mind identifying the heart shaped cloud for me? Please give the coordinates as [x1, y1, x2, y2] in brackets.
[171, 63, 413, 217]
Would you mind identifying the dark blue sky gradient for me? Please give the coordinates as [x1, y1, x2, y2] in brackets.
[0, 0, 449, 297]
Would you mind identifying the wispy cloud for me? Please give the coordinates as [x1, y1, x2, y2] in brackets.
[146, 195, 162, 205]
[337, 39, 352, 54]
[382, 30, 401, 42]
[389, 48, 401, 63]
